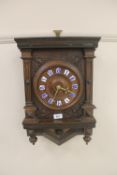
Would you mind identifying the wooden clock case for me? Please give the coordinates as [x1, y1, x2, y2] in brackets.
[15, 37, 100, 145]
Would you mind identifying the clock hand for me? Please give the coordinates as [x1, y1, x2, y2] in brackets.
[59, 86, 66, 91]
[53, 89, 59, 100]
[58, 86, 75, 94]
[53, 85, 61, 100]
[53, 85, 75, 101]
[67, 89, 75, 94]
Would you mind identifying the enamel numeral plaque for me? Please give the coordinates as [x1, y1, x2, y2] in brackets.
[15, 37, 100, 145]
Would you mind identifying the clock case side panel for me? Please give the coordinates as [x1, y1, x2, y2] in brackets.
[15, 37, 100, 145]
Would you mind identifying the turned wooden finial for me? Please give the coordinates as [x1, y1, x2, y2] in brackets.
[53, 30, 62, 37]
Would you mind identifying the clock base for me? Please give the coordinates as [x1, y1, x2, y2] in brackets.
[23, 117, 95, 145]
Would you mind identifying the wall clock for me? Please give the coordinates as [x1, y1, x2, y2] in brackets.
[15, 36, 100, 145]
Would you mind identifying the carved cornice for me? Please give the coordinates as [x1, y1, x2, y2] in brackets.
[0, 35, 117, 44]
[15, 37, 100, 49]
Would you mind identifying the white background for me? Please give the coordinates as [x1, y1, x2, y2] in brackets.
[0, 0, 117, 175]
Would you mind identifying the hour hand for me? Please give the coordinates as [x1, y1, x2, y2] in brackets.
[53, 85, 60, 100]
[53, 88, 59, 100]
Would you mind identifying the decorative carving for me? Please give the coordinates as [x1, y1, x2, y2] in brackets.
[82, 103, 96, 117]
[24, 105, 37, 118]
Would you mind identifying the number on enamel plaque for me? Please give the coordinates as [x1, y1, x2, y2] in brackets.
[41, 76, 47, 82]
[64, 69, 70, 76]
[56, 67, 61, 74]
[39, 85, 45, 90]
[56, 100, 62, 106]
[48, 98, 54, 104]
[72, 84, 78, 89]
[64, 98, 70, 104]
[69, 75, 76, 81]
[69, 93, 76, 97]
[47, 69, 54, 77]
[41, 93, 48, 99]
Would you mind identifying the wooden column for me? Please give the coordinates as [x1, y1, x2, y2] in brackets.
[21, 49, 36, 118]
[22, 49, 32, 104]
[84, 48, 95, 104]
[82, 48, 96, 117]
[83, 48, 95, 144]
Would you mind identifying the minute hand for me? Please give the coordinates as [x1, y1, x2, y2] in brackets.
[59, 86, 74, 94]
[67, 89, 74, 94]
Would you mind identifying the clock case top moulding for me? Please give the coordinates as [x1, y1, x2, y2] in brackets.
[15, 37, 100, 145]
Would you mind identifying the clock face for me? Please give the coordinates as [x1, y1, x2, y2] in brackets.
[33, 61, 83, 110]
